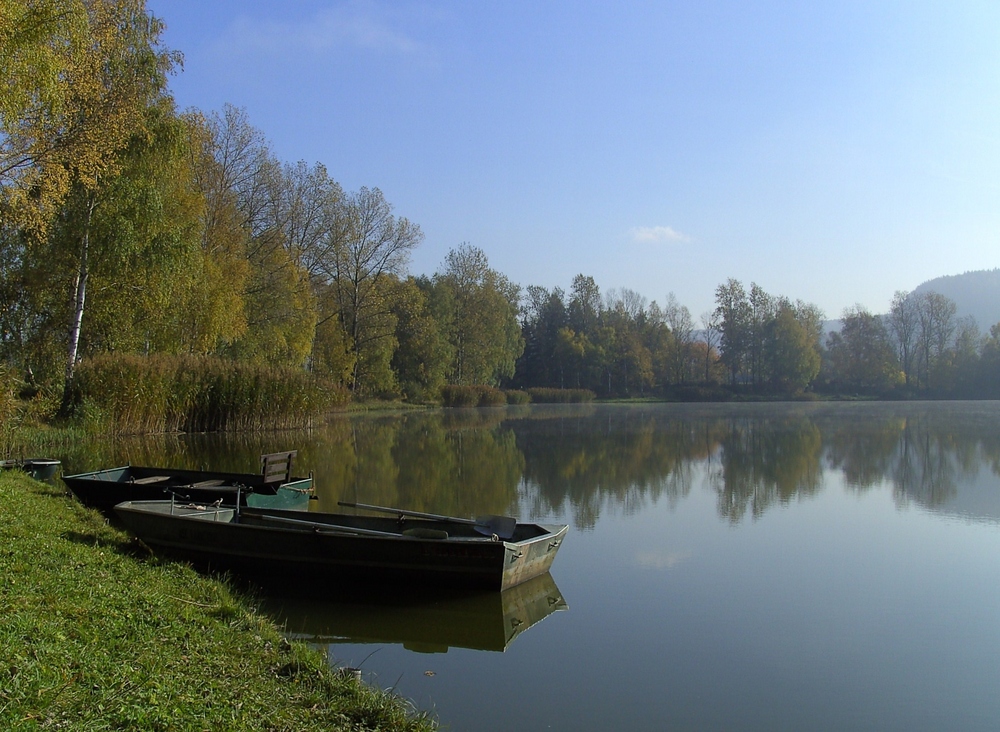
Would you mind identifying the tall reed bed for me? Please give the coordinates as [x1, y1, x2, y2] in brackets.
[440, 384, 507, 407]
[73, 354, 348, 435]
[504, 389, 531, 405]
[526, 387, 596, 403]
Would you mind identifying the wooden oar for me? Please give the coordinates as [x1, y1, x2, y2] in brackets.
[338, 501, 517, 540]
[253, 513, 406, 538]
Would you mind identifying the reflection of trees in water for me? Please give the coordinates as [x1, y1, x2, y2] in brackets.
[824, 417, 905, 490]
[821, 405, 997, 510]
[514, 403, 1000, 526]
[890, 415, 981, 510]
[311, 411, 523, 518]
[511, 409, 721, 529]
[63, 403, 1000, 525]
[983, 432, 1000, 479]
[61, 432, 323, 476]
[711, 417, 823, 523]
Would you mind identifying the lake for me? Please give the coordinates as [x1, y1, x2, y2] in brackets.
[60, 401, 1000, 731]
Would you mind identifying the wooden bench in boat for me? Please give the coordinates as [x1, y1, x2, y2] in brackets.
[132, 475, 224, 489]
[131, 475, 170, 485]
[260, 451, 296, 485]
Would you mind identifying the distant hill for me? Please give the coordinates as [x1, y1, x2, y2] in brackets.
[818, 269, 999, 339]
[912, 269, 1000, 332]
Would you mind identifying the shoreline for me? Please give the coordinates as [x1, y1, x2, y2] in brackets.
[0, 470, 436, 731]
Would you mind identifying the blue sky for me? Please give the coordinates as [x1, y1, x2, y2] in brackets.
[147, 0, 1000, 320]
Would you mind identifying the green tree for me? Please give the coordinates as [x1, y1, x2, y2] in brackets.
[948, 316, 981, 395]
[1, 1, 179, 234]
[4, 98, 211, 388]
[0, 219, 60, 382]
[72, 102, 203, 355]
[603, 288, 652, 395]
[662, 293, 695, 385]
[746, 283, 775, 387]
[10, 0, 180, 407]
[517, 285, 568, 388]
[314, 186, 421, 395]
[714, 278, 750, 386]
[66, 112, 201, 402]
[915, 291, 957, 391]
[699, 311, 722, 383]
[553, 327, 594, 389]
[568, 274, 601, 336]
[978, 323, 1000, 397]
[887, 290, 919, 387]
[438, 244, 523, 386]
[766, 304, 821, 392]
[174, 111, 251, 354]
[824, 305, 899, 393]
[391, 276, 453, 402]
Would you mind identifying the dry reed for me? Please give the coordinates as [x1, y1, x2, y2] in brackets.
[73, 354, 348, 435]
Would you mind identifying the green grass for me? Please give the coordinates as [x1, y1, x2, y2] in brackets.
[0, 471, 436, 731]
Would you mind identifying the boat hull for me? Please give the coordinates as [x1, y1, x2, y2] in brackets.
[114, 501, 567, 591]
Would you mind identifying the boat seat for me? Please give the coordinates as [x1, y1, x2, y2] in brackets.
[131, 475, 170, 485]
[260, 450, 296, 485]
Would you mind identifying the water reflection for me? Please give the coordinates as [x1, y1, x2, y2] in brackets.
[821, 404, 1000, 516]
[51, 402, 1000, 731]
[259, 572, 568, 653]
[59, 402, 1000, 527]
[711, 415, 823, 522]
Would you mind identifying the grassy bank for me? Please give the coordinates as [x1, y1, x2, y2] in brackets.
[0, 471, 435, 731]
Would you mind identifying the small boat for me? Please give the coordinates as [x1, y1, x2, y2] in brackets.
[62, 451, 311, 514]
[113, 500, 568, 591]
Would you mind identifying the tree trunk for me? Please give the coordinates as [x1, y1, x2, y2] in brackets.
[60, 194, 96, 415]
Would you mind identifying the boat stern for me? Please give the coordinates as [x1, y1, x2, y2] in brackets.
[500, 524, 568, 590]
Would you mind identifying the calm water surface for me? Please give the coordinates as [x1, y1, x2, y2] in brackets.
[62, 402, 1000, 731]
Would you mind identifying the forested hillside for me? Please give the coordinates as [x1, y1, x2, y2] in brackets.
[912, 270, 1000, 333]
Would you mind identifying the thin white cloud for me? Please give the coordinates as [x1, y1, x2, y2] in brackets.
[219, 2, 427, 58]
[630, 225, 692, 244]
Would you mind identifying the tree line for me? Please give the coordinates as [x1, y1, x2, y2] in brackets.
[0, 1, 524, 412]
[513, 276, 1000, 399]
[1, 0, 998, 414]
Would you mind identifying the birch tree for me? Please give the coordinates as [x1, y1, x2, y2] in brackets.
[0, 0, 180, 407]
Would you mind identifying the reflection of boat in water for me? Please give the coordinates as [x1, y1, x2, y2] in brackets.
[261, 572, 568, 653]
